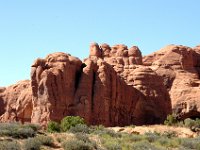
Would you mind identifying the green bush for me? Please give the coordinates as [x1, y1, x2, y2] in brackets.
[164, 115, 200, 132]
[164, 114, 178, 126]
[47, 121, 60, 133]
[183, 118, 200, 132]
[60, 116, 85, 132]
[184, 118, 196, 128]
[0, 141, 21, 150]
[69, 124, 90, 134]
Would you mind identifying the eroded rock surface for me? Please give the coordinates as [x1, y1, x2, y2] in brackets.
[30, 51, 142, 126]
[3, 42, 200, 126]
[144, 45, 200, 119]
[0, 80, 32, 123]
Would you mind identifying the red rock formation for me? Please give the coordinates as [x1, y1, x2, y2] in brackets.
[30, 51, 143, 126]
[144, 45, 200, 120]
[2, 43, 187, 127]
[132, 67, 171, 124]
[0, 80, 32, 123]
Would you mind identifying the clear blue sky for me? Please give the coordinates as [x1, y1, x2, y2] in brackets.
[0, 0, 200, 86]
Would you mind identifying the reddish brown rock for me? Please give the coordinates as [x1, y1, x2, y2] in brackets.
[100, 43, 111, 57]
[132, 67, 171, 124]
[29, 44, 171, 126]
[0, 80, 32, 123]
[0, 87, 6, 116]
[30, 52, 145, 126]
[89, 42, 102, 59]
[2, 43, 188, 127]
[144, 45, 200, 120]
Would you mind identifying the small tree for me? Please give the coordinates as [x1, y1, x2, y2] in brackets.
[164, 114, 178, 126]
[60, 116, 85, 132]
[47, 121, 60, 133]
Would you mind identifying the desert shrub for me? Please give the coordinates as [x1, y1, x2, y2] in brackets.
[155, 137, 179, 148]
[91, 127, 121, 138]
[0, 141, 21, 150]
[180, 137, 200, 149]
[62, 139, 94, 150]
[101, 134, 121, 150]
[24, 123, 40, 132]
[69, 124, 90, 134]
[23, 137, 42, 150]
[23, 135, 53, 150]
[104, 143, 122, 150]
[75, 133, 98, 148]
[56, 136, 63, 143]
[144, 132, 160, 142]
[36, 135, 53, 146]
[0, 122, 36, 138]
[12, 128, 35, 138]
[183, 118, 200, 132]
[60, 116, 85, 132]
[164, 114, 178, 126]
[47, 121, 60, 133]
[176, 120, 184, 127]
[162, 131, 177, 138]
[131, 140, 159, 150]
[90, 125, 105, 130]
[75, 133, 90, 142]
[128, 134, 145, 142]
[184, 118, 196, 128]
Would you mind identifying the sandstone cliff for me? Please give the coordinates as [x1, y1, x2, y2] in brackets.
[1, 43, 199, 126]
[144, 45, 200, 119]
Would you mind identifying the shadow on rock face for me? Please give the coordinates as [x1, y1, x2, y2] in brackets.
[0, 97, 5, 116]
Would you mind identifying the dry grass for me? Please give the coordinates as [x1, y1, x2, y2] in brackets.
[110, 124, 198, 138]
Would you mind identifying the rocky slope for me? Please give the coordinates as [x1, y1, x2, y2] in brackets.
[1, 43, 200, 126]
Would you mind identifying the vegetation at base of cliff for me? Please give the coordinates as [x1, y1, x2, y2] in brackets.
[1, 116, 200, 150]
[0, 122, 40, 138]
[47, 121, 60, 133]
[164, 114, 200, 132]
[47, 116, 85, 133]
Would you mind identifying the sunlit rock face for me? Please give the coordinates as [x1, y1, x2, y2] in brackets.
[3, 42, 200, 126]
[144, 45, 200, 120]
[30, 51, 142, 126]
